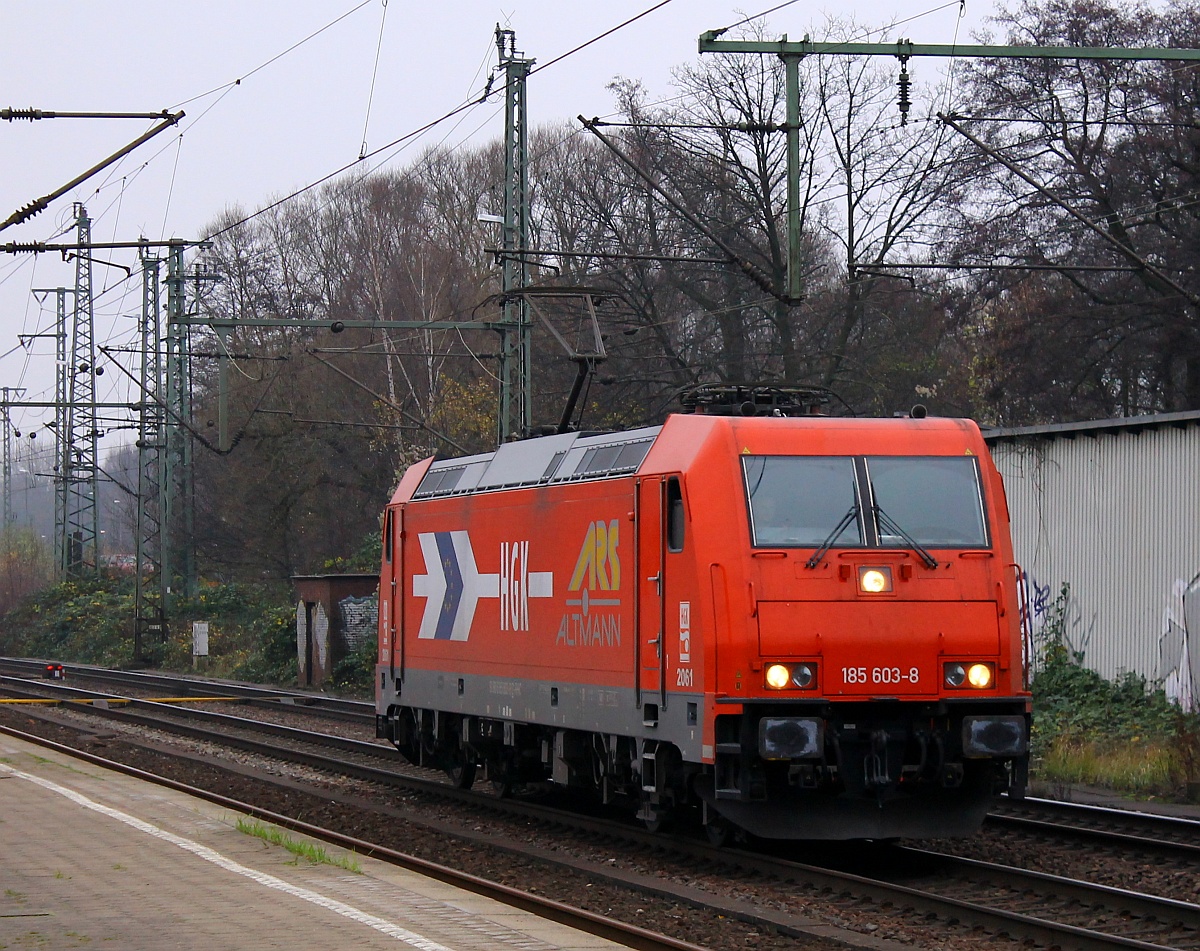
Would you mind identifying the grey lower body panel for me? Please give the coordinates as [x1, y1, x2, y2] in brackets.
[379, 668, 706, 761]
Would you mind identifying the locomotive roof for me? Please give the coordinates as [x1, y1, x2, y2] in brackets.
[411, 425, 662, 499]
[402, 414, 986, 502]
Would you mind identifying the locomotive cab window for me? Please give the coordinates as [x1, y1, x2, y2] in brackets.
[743, 454, 989, 550]
[383, 509, 393, 564]
[866, 456, 988, 548]
[744, 457, 862, 547]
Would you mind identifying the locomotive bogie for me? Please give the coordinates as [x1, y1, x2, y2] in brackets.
[376, 413, 1031, 840]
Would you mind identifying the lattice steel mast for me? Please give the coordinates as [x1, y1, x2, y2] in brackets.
[496, 26, 534, 443]
[0, 387, 23, 526]
[134, 246, 168, 659]
[164, 242, 196, 598]
[64, 203, 100, 577]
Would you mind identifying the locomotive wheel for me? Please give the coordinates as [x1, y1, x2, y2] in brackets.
[445, 753, 477, 789]
[705, 814, 734, 847]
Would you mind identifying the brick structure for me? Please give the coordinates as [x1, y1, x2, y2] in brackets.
[291, 574, 378, 687]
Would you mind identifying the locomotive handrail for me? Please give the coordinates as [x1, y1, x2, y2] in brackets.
[1012, 563, 1033, 690]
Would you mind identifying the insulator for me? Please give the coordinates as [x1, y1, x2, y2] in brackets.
[10, 197, 49, 226]
[897, 61, 912, 127]
[1, 107, 44, 121]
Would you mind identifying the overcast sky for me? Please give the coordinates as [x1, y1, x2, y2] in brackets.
[0, 0, 997, 447]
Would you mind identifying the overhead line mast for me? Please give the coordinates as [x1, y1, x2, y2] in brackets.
[1, 387, 27, 527]
[65, 203, 99, 578]
[496, 26, 534, 444]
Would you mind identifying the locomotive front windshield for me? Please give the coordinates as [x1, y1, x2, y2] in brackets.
[744, 455, 989, 549]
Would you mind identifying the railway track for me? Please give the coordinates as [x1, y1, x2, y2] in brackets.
[988, 796, 1200, 860]
[4, 669, 1199, 950]
[0, 656, 372, 723]
[8, 657, 1198, 857]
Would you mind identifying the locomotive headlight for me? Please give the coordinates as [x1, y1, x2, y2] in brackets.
[765, 663, 791, 689]
[858, 567, 892, 593]
[944, 663, 966, 687]
[967, 663, 994, 688]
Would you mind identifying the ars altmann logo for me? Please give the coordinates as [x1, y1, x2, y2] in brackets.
[558, 520, 622, 647]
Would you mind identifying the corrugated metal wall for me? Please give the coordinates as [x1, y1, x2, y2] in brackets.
[988, 421, 1200, 707]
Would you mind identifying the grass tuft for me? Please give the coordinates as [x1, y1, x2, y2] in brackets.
[234, 817, 361, 872]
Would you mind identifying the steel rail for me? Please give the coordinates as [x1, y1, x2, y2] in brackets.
[11, 659, 1200, 855]
[0, 657, 372, 721]
[898, 846, 1200, 948]
[993, 795, 1200, 849]
[0, 679, 409, 786]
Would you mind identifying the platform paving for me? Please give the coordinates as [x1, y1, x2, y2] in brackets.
[0, 732, 625, 951]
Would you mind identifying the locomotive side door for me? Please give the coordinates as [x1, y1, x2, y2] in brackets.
[381, 506, 403, 684]
[636, 476, 666, 716]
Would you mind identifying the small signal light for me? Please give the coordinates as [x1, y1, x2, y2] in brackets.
[791, 663, 815, 688]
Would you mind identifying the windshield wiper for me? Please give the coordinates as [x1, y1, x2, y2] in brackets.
[874, 505, 939, 569]
[805, 505, 858, 569]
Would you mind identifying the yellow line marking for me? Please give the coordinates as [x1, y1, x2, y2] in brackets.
[0, 698, 130, 705]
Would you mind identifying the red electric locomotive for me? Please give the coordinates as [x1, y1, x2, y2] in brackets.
[376, 391, 1030, 840]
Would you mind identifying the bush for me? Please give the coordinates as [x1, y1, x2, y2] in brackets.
[170, 583, 297, 684]
[0, 578, 138, 667]
[1031, 583, 1200, 796]
[0, 527, 53, 613]
[0, 577, 297, 685]
[326, 634, 376, 697]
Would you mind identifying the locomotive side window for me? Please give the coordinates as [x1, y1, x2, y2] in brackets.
[383, 509, 393, 564]
[743, 457, 862, 547]
[866, 456, 989, 548]
[666, 476, 685, 552]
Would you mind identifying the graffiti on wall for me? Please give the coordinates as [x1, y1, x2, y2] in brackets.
[1019, 570, 1092, 665]
[1159, 572, 1200, 712]
[1019, 568, 1200, 710]
[296, 600, 329, 675]
[339, 594, 378, 652]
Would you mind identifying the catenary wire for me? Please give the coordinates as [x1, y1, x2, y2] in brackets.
[358, 0, 391, 160]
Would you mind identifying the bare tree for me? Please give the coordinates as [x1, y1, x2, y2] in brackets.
[944, 0, 1200, 419]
